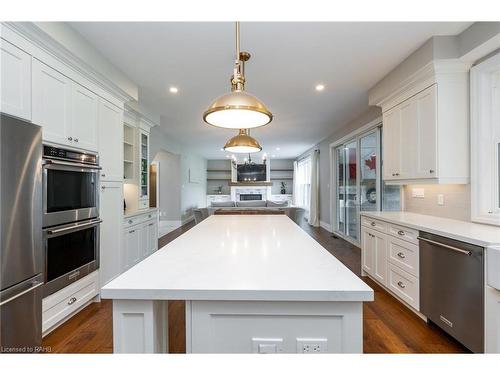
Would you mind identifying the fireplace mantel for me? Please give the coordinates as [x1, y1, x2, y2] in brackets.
[228, 181, 273, 187]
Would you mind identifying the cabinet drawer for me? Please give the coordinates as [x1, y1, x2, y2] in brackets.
[387, 263, 419, 311]
[361, 216, 387, 232]
[42, 271, 99, 334]
[388, 237, 419, 277]
[388, 223, 418, 244]
[124, 211, 156, 227]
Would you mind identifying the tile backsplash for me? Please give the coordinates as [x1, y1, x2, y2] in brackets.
[403, 184, 470, 222]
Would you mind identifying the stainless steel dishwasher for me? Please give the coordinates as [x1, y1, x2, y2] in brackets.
[419, 232, 484, 353]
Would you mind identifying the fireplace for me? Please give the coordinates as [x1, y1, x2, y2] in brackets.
[240, 194, 262, 201]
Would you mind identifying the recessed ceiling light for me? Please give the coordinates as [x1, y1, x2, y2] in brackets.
[220, 148, 224, 151]
[271, 154, 276, 158]
[315, 84, 325, 91]
[169, 86, 178, 94]
[275, 147, 280, 151]
[225, 155, 230, 158]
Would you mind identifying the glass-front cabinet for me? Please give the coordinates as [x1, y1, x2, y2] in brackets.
[139, 129, 149, 208]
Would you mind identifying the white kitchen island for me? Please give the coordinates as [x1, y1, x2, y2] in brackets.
[101, 215, 373, 353]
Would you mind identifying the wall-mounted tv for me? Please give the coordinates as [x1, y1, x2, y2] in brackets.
[237, 163, 266, 182]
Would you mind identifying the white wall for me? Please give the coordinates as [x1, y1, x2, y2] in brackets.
[150, 126, 207, 223]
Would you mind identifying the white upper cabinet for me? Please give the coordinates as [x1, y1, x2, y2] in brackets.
[0, 39, 31, 120]
[375, 61, 469, 184]
[71, 82, 99, 151]
[32, 59, 99, 152]
[98, 99, 123, 181]
[32, 58, 72, 145]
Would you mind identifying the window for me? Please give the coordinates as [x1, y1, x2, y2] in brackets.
[296, 156, 312, 211]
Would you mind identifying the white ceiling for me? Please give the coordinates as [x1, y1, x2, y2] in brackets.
[69, 22, 471, 159]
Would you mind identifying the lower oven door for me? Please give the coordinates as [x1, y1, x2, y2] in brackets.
[43, 160, 100, 228]
[43, 219, 101, 297]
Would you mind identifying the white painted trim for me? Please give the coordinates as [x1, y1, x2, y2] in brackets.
[329, 117, 382, 148]
[461, 35, 500, 65]
[1, 22, 134, 106]
[182, 215, 195, 225]
[369, 59, 471, 111]
[319, 220, 332, 232]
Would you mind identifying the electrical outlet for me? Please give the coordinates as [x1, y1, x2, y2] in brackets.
[412, 188, 425, 198]
[296, 338, 328, 354]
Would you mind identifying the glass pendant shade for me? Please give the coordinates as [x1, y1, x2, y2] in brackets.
[203, 90, 272, 129]
[223, 129, 262, 153]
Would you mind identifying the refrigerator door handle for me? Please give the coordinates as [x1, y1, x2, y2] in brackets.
[0, 280, 44, 307]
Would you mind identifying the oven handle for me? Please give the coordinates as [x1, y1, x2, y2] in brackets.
[47, 219, 103, 235]
[43, 159, 102, 171]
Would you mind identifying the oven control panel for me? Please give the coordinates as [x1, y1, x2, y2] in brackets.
[43, 145, 98, 165]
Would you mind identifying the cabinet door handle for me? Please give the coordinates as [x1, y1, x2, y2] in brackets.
[129, 230, 135, 234]
[101, 173, 106, 177]
[397, 230, 405, 236]
[149, 223, 154, 227]
[397, 281, 406, 289]
[394, 173, 400, 176]
[101, 186, 106, 190]
[397, 252, 406, 259]
[74, 138, 79, 143]
[67, 297, 77, 305]
[429, 169, 434, 174]
[128, 220, 133, 224]
[371, 222, 376, 227]
[67, 136, 73, 141]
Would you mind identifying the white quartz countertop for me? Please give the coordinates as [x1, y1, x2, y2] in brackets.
[102, 215, 373, 302]
[361, 211, 500, 247]
[124, 207, 158, 219]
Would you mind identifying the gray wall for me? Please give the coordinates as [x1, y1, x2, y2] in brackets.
[152, 150, 181, 221]
[298, 107, 382, 227]
[150, 126, 207, 223]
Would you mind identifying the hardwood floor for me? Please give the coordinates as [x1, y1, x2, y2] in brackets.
[42, 218, 468, 354]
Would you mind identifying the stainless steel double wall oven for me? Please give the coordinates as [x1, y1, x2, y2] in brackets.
[42, 145, 101, 297]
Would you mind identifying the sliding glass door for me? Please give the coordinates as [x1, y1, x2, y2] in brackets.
[334, 127, 390, 244]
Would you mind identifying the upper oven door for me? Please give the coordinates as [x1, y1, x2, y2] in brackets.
[43, 160, 100, 227]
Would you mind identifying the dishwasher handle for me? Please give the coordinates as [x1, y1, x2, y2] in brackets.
[417, 236, 472, 256]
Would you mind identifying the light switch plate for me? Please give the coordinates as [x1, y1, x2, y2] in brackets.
[437, 194, 445, 206]
[251, 338, 283, 353]
[412, 188, 425, 198]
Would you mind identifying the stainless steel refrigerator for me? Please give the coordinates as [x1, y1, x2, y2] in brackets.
[0, 113, 43, 353]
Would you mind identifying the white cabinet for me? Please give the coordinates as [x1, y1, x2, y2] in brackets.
[99, 181, 123, 287]
[123, 224, 141, 271]
[71, 82, 98, 151]
[32, 59, 99, 152]
[383, 85, 439, 182]
[361, 214, 421, 312]
[139, 128, 150, 208]
[0, 39, 31, 120]
[361, 227, 387, 286]
[122, 210, 158, 272]
[376, 60, 469, 185]
[32, 58, 72, 145]
[98, 99, 124, 181]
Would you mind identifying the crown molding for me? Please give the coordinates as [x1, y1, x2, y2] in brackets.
[369, 59, 471, 112]
[3, 22, 136, 104]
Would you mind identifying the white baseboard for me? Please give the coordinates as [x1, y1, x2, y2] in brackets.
[182, 215, 194, 225]
[319, 220, 332, 232]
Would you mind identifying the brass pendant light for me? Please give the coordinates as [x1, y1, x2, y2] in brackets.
[203, 22, 273, 129]
[223, 129, 262, 153]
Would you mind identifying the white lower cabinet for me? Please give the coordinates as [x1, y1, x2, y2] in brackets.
[99, 181, 123, 287]
[42, 271, 99, 336]
[361, 227, 387, 286]
[361, 215, 420, 312]
[123, 210, 158, 272]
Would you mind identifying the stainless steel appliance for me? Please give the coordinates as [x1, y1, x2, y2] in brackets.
[419, 232, 484, 353]
[42, 218, 101, 297]
[42, 145, 101, 296]
[0, 113, 44, 352]
[42, 145, 100, 228]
